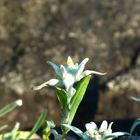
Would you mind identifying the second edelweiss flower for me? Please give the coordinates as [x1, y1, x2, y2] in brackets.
[85, 120, 113, 139]
[62, 120, 129, 140]
[33, 56, 106, 96]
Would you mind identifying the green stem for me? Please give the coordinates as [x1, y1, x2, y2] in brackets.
[61, 132, 67, 140]
[61, 110, 70, 132]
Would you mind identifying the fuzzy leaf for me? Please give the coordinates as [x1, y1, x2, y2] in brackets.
[55, 87, 68, 113]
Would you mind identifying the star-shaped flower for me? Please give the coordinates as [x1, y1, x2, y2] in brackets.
[85, 120, 113, 139]
[33, 56, 106, 96]
[62, 120, 130, 140]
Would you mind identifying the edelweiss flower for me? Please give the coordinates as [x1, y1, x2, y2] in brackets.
[62, 120, 129, 140]
[33, 56, 106, 96]
[85, 120, 113, 140]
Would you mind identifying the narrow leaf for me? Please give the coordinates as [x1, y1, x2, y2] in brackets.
[25, 111, 46, 140]
[67, 75, 91, 125]
[0, 100, 22, 118]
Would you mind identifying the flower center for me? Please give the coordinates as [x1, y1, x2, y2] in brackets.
[87, 129, 106, 138]
[67, 58, 74, 67]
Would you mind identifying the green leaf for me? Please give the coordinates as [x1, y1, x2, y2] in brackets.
[0, 100, 22, 118]
[25, 111, 46, 140]
[55, 87, 68, 113]
[67, 75, 91, 125]
[130, 119, 140, 134]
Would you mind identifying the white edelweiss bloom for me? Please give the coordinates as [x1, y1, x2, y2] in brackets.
[85, 120, 113, 140]
[63, 121, 129, 140]
[33, 56, 106, 96]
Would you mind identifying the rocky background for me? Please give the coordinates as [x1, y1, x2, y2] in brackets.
[0, 0, 140, 130]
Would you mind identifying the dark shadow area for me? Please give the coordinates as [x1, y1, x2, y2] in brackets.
[100, 47, 140, 92]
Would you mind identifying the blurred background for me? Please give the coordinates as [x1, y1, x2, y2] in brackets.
[0, 0, 140, 132]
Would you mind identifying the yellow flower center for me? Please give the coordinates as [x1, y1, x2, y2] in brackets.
[87, 129, 106, 139]
[67, 57, 74, 67]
